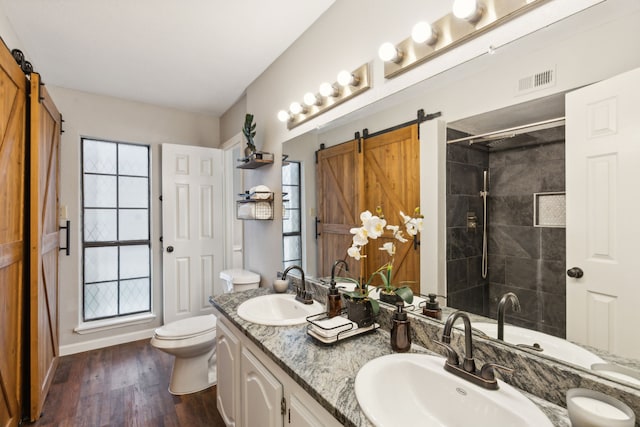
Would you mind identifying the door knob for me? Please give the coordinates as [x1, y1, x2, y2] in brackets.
[166, 246, 174, 253]
[567, 267, 584, 278]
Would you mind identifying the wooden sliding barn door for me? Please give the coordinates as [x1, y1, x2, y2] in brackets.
[0, 43, 28, 427]
[29, 72, 61, 421]
[363, 124, 420, 294]
[316, 126, 421, 289]
[316, 139, 363, 277]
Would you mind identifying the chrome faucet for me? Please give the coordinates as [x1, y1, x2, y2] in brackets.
[330, 260, 348, 288]
[282, 265, 313, 304]
[497, 292, 521, 341]
[436, 310, 513, 390]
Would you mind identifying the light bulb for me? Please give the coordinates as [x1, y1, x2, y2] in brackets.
[289, 102, 304, 115]
[337, 70, 359, 87]
[303, 92, 321, 106]
[411, 21, 438, 45]
[378, 42, 402, 63]
[277, 110, 290, 122]
[319, 82, 338, 97]
[453, 0, 483, 22]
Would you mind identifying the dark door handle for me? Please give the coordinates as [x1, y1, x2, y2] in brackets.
[166, 246, 174, 253]
[567, 267, 584, 278]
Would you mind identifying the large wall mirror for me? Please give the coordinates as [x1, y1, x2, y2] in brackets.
[281, 0, 640, 391]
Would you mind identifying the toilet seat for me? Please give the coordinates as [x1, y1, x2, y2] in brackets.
[154, 314, 216, 340]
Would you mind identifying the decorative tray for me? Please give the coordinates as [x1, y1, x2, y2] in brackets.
[306, 312, 379, 345]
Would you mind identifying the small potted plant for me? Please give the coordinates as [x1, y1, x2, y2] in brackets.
[340, 277, 379, 328]
[346, 207, 423, 311]
[242, 113, 257, 158]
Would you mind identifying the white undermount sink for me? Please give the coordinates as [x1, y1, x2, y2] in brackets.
[236, 293, 323, 326]
[472, 322, 605, 369]
[355, 353, 553, 427]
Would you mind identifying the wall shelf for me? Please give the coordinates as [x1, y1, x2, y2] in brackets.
[237, 151, 274, 169]
[236, 191, 274, 220]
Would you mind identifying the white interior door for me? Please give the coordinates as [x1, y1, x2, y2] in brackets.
[566, 67, 640, 359]
[162, 143, 224, 324]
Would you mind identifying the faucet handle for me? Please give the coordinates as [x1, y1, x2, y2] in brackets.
[434, 340, 459, 366]
[479, 363, 514, 381]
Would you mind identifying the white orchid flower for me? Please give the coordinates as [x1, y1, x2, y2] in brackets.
[387, 224, 408, 243]
[395, 230, 408, 243]
[379, 242, 396, 256]
[400, 211, 423, 236]
[406, 218, 423, 236]
[347, 245, 365, 260]
[362, 214, 386, 239]
[350, 226, 368, 246]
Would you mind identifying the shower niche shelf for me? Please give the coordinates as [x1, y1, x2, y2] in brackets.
[534, 192, 566, 228]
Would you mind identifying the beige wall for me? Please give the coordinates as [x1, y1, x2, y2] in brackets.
[49, 86, 219, 353]
[220, 94, 247, 143]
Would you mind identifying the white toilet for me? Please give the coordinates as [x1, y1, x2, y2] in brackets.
[150, 314, 217, 395]
[219, 268, 261, 292]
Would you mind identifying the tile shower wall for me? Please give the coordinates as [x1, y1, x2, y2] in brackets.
[446, 132, 567, 337]
[488, 140, 566, 338]
[446, 130, 490, 316]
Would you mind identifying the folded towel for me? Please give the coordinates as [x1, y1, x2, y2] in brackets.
[250, 185, 272, 199]
[310, 317, 357, 338]
[237, 203, 255, 219]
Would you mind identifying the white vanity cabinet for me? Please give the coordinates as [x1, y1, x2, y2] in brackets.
[215, 314, 342, 427]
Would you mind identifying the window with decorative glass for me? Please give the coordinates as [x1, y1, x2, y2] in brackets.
[81, 138, 151, 321]
[282, 160, 302, 270]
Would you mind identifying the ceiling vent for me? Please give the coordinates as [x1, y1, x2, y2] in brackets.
[517, 67, 556, 95]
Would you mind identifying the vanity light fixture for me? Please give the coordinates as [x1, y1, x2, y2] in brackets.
[380, 0, 549, 79]
[378, 42, 403, 64]
[452, 0, 484, 22]
[318, 81, 340, 98]
[277, 110, 292, 122]
[280, 63, 371, 130]
[289, 101, 306, 115]
[337, 70, 360, 87]
[411, 21, 438, 45]
[303, 92, 322, 107]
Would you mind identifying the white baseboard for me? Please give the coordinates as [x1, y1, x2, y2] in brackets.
[59, 327, 156, 356]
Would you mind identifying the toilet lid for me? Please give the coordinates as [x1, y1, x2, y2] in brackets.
[154, 314, 216, 339]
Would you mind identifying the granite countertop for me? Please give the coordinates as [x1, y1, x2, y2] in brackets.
[211, 288, 570, 427]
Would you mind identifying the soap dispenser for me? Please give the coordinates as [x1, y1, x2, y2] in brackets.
[326, 282, 342, 318]
[423, 293, 442, 320]
[391, 302, 411, 352]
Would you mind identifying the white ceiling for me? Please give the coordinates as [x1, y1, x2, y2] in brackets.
[1, 0, 335, 116]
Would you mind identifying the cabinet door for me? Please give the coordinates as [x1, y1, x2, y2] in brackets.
[288, 393, 325, 427]
[241, 347, 283, 427]
[216, 320, 241, 427]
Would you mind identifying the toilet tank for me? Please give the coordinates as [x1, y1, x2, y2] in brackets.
[219, 269, 260, 293]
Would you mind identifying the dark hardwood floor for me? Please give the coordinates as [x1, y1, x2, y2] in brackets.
[28, 339, 226, 427]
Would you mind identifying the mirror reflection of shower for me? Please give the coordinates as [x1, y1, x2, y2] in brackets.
[480, 170, 489, 279]
[445, 115, 566, 338]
